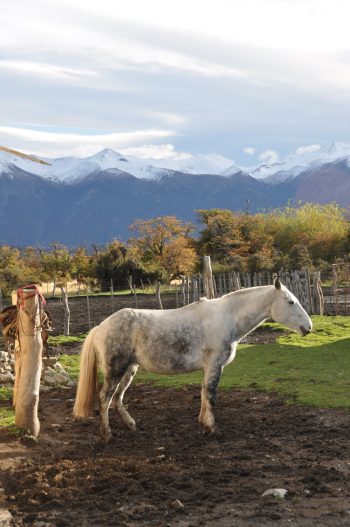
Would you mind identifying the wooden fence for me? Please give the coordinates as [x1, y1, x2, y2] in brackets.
[177, 268, 323, 315]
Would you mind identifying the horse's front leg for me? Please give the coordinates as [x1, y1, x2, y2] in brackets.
[198, 363, 223, 434]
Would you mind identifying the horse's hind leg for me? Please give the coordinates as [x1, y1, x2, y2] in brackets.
[99, 375, 122, 442]
[113, 363, 138, 430]
[198, 364, 223, 433]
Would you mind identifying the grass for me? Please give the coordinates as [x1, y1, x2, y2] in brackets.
[48, 334, 87, 347]
[0, 387, 17, 434]
[59, 316, 350, 409]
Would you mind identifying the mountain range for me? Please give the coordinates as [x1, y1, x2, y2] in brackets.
[0, 143, 349, 246]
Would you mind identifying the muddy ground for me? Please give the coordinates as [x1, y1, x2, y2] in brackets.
[1, 384, 350, 527]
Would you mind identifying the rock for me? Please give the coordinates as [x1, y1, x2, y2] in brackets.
[171, 499, 184, 510]
[54, 373, 69, 384]
[43, 375, 56, 385]
[67, 380, 75, 388]
[40, 385, 51, 392]
[0, 372, 14, 384]
[0, 508, 13, 527]
[0, 351, 8, 360]
[262, 488, 288, 498]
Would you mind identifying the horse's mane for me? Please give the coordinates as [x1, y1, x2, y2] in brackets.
[178, 285, 273, 310]
[223, 285, 273, 299]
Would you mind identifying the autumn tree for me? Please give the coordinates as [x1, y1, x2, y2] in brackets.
[93, 240, 150, 290]
[71, 246, 92, 289]
[0, 246, 23, 295]
[129, 216, 196, 280]
[196, 209, 248, 269]
[41, 243, 72, 295]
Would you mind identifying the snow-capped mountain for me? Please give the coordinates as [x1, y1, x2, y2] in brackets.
[2, 142, 350, 184]
[252, 142, 350, 183]
[0, 146, 242, 182]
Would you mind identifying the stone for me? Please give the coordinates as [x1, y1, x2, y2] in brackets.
[54, 373, 69, 384]
[43, 375, 56, 385]
[0, 372, 14, 384]
[40, 385, 51, 392]
[171, 499, 184, 510]
[0, 508, 13, 527]
[262, 488, 288, 498]
[67, 380, 75, 388]
[0, 351, 8, 360]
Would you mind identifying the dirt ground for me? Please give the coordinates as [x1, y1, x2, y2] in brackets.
[1, 384, 350, 527]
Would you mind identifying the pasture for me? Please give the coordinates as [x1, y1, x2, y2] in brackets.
[0, 315, 350, 525]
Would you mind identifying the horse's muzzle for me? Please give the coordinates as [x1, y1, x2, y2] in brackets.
[299, 325, 311, 336]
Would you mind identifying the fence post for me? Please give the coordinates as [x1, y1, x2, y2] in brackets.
[110, 278, 115, 313]
[304, 268, 313, 315]
[203, 256, 215, 299]
[312, 271, 324, 315]
[156, 282, 163, 310]
[86, 291, 92, 331]
[60, 285, 70, 336]
[14, 286, 44, 437]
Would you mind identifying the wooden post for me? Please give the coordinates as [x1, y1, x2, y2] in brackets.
[86, 291, 92, 330]
[203, 256, 215, 299]
[304, 268, 313, 315]
[110, 279, 115, 313]
[14, 286, 44, 437]
[312, 271, 324, 315]
[156, 282, 163, 310]
[60, 285, 70, 336]
[186, 276, 190, 304]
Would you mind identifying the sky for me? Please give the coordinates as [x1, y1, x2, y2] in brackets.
[2, 0, 350, 165]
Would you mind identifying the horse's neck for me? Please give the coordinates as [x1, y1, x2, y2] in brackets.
[226, 287, 274, 341]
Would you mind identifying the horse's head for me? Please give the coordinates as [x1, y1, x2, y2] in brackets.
[270, 278, 312, 336]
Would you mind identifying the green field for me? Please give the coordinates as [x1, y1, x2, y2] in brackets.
[1, 316, 350, 432]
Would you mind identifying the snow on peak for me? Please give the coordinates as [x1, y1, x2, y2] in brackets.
[147, 152, 239, 175]
[252, 142, 350, 182]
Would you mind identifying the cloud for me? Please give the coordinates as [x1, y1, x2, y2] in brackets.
[243, 147, 255, 155]
[0, 126, 176, 158]
[0, 60, 96, 80]
[295, 144, 321, 155]
[121, 143, 190, 160]
[258, 149, 279, 164]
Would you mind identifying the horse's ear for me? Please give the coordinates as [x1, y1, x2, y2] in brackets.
[274, 277, 282, 290]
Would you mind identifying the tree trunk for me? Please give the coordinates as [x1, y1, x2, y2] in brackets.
[14, 287, 43, 437]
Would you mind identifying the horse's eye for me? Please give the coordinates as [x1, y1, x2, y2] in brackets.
[288, 300, 294, 305]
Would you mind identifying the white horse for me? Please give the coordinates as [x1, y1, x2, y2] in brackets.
[74, 278, 312, 441]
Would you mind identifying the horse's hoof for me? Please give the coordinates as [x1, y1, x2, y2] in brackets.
[100, 431, 113, 443]
[127, 421, 137, 432]
[199, 422, 216, 435]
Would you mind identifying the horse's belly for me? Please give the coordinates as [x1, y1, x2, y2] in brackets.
[135, 348, 201, 375]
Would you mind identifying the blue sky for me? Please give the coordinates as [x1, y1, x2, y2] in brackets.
[2, 0, 350, 165]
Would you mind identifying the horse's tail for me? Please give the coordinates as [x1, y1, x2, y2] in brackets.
[73, 326, 99, 419]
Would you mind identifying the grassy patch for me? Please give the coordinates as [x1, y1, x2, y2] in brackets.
[0, 387, 13, 401]
[48, 334, 87, 347]
[59, 354, 81, 379]
[0, 401, 16, 433]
